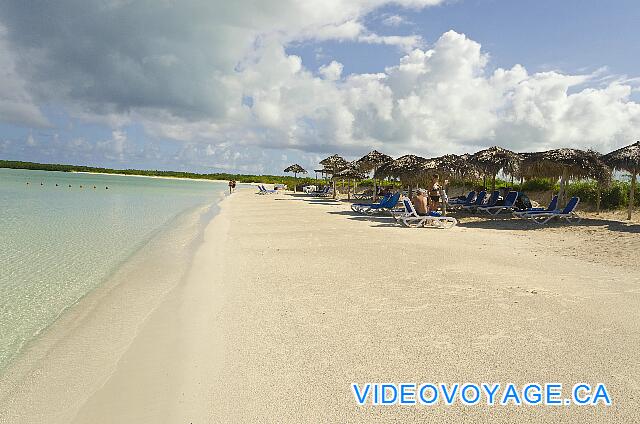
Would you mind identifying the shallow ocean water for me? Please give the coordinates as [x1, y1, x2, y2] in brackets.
[0, 168, 226, 372]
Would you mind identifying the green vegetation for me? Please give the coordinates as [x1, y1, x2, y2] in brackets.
[567, 180, 638, 210]
[0, 159, 322, 187]
[3, 159, 637, 210]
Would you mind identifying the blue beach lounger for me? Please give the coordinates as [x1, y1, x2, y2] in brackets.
[461, 190, 487, 211]
[513, 195, 558, 218]
[351, 194, 391, 213]
[448, 191, 476, 208]
[523, 196, 581, 224]
[363, 192, 401, 215]
[478, 191, 519, 215]
[258, 184, 277, 194]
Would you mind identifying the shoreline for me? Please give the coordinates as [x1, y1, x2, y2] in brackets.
[0, 196, 229, 423]
[1, 190, 638, 422]
[71, 170, 229, 183]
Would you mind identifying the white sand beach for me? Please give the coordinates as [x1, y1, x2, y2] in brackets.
[1, 189, 638, 423]
[72, 171, 228, 183]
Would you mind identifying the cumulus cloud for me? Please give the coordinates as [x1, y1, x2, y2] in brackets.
[0, 25, 49, 127]
[121, 30, 640, 170]
[0, 0, 441, 119]
[381, 14, 410, 26]
[0, 1, 639, 174]
[217, 30, 640, 162]
[319, 61, 344, 81]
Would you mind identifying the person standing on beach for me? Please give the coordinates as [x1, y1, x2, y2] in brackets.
[228, 180, 234, 194]
[429, 174, 441, 210]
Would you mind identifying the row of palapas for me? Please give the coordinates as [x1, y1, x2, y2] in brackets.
[284, 142, 640, 220]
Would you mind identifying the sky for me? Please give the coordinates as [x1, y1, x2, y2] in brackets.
[0, 0, 639, 175]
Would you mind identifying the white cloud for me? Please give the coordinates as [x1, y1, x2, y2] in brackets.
[319, 61, 344, 81]
[1, 1, 639, 173]
[135, 29, 640, 172]
[381, 14, 409, 26]
[96, 130, 129, 161]
[0, 25, 49, 127]
[358, 33, 423, 51]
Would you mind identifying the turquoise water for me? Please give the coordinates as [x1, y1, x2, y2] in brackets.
[0, 168, 227, 372]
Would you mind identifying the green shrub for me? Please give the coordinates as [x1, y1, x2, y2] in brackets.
[519, 178, 558, 192]
[566, 180, 635, 210]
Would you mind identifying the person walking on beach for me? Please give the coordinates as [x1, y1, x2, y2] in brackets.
[228, 180, 236, 193]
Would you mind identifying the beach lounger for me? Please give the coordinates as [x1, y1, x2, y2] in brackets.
[396, 198, 457, 229]
[523, 197, 581, 224]
[448, 191, 476, 208]
[480, 190, 500, 209]
[258, 184, 277, 194]
[512, 195, 558, 218]
[351, 194, 391, 213]
[362, 192, 401, 215]
[461, 190, 487, 211]
[311, 186, 331, 197]
[352, 190, 373, 200]
[478, 191, 519, 215]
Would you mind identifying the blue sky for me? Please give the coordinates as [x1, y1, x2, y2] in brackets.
[297, 0, 640, 77]
[0, 0, 639, 174]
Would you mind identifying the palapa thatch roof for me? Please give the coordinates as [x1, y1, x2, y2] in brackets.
[319, 154, 348, 174]
[374, 154, 427, 182]
[521, 148, 611, 183]
[423, 154, 478, 180]
[355, 150, 393, 172]
[333, 166, 366, 180]
[470, 146, 521, 177]
[283, 164, 307, 174]
[602, 141, 640, 174]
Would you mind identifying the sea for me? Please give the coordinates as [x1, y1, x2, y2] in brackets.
[0, 168, 228, 372]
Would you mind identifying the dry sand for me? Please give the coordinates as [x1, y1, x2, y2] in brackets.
[1, 189, 639, 423]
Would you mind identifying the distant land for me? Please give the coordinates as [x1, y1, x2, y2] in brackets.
[0, 159, 319, 186]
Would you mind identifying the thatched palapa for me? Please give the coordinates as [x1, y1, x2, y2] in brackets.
[424, 154, 478, 181]
[355, 150, 393, 200]
[333, 165, 366, 201]
[375, 154, 428, 183]
[283, 164, 307, 193]
[470, 146, 521, 191]
[283, 164, 307, 174]
[320, 154, 348, 199]
[333, 167, 365, 180]
[521, 148, 611, 207]
[521, 148, 610, 182]
[602, 141, 640, 220]
[319, 154, 348, 173]
[355, 150, 393, 172]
